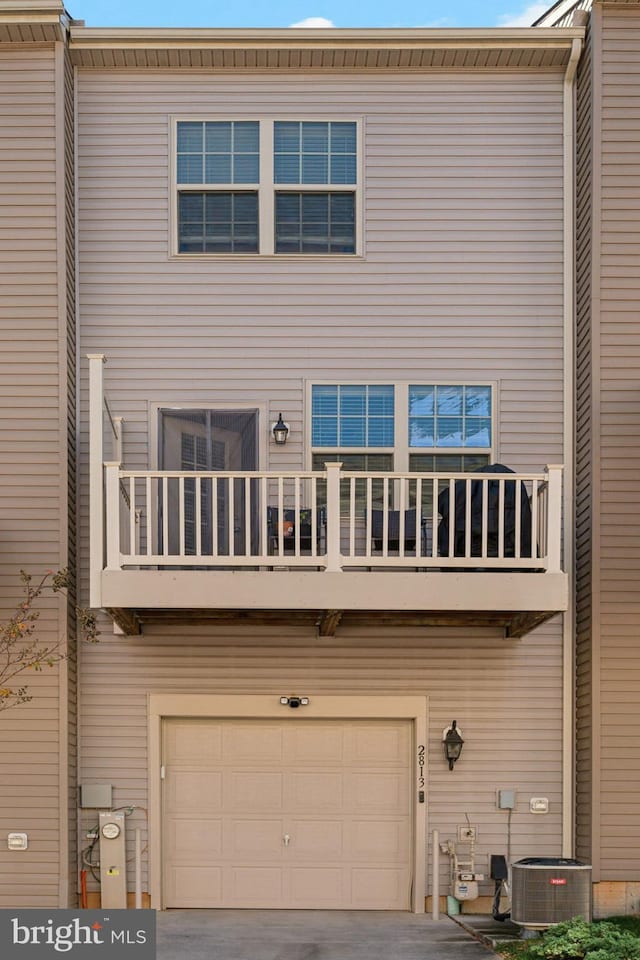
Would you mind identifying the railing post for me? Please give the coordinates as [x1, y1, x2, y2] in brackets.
[545, 464, 563, 572]
[325, 461, 343, 572]
[104, 462, 121, 571]
[88, 354, 105, 606]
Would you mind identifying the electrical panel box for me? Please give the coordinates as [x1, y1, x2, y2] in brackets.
[80, 783, 113, 809]
[99, 811, 127, 909]
[497, 788, 516, 810]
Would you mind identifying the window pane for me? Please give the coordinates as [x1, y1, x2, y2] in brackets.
[368, 385, 394, 417]
[178, 121, 258, 187]
[178, 191, 258, 253]
[312, 385, 338, 416]
[275, 192, 355, 254]
[369, 417, 394, 446]
[409, 385, 434, 416]
[312, 419, 338, 446]
[274, 121, 356, 186]
[437, 386, 463, 416]
[340, 385, 366, 417]
[409, 418, 435, 447]
[340, 417, 366, 446]
[330, 154, 357, 184]
[302, 122, 329, 153]
[331, 122, 357, 153]
[233, 154, 259, 183]
[465, 418, 491, 447]
[302, 154, 329, 184]
[436, 417, 463, 447]
[274, 121, 300, 153]
[274, 155, 300, 184]
[177, 154, 204, 184]
[465, 385, 492, 418]
[312, 385, 394, 449]
[177, 122, 203, 152]
[205, 154, 232, 183]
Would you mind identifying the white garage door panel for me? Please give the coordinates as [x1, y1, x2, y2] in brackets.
[162, 718, 412, 909]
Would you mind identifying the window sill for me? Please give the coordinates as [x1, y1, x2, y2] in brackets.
[169, 253, 365, 262]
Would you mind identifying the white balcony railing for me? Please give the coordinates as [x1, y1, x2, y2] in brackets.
[88, 356, 564, 617]
[102, 460, 562, 574]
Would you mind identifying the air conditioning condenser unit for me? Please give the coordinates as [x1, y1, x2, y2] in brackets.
[511, 857, 592, 930]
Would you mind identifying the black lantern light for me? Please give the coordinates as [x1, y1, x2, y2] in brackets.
[272, 413, 289, 445]
[442, 720, 464, 771]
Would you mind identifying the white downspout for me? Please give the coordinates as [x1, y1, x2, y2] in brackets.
[562, 35, 582, 859]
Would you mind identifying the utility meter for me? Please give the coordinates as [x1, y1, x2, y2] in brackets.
[98, 811, 127, 908]
[101, 821, 121, 840]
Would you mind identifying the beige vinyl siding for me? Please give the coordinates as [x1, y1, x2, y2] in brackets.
[77, 72, 565, 484]
[574, 11, 594, 867]
[595, 4, 640, 881]
[79, 618, 564, 899]
[63, 44, 77, 907]
[75, 68, 568, 898]
[0, 45, 71, 907]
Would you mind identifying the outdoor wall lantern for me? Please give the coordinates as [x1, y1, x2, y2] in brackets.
[442, 720, 464, 770]
[272, 413, 290, 445]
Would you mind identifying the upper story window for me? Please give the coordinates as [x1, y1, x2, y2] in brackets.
[311, 382, 492, 474]
[175, 119, 359, 256]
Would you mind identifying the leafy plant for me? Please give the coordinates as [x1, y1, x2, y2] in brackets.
[498, 917, 640, 960]
[0, 569, 98, 712]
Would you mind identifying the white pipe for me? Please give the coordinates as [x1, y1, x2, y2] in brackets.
[562, 35, 582, 859]
[135, 828, 142, 909]
[432, 829, 440, 920]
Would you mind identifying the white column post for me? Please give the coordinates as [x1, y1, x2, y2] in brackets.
[432, 829, 440, 920]
[325, 461, 343, 572]
[88, 354, 105, 607]
[545, 464, 563, 573]
[104, 462, 121, 571]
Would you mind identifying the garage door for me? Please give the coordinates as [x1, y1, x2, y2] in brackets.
[162, 717, 413, 909]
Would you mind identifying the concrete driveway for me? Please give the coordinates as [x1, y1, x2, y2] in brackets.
[156, 910, 498, 960]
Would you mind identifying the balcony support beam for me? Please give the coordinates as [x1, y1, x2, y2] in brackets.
[317, 609, 343, 637]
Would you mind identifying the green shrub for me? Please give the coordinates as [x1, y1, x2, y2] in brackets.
[497, 917, 640, 960]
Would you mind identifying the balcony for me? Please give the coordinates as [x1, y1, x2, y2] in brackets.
[88, 359, 568, 637]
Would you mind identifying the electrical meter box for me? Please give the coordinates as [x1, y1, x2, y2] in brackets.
[99, 811, 127, 908]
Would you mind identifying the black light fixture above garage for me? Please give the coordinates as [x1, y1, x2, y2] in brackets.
[443, 720, 464, 771]
[272, 413, 289, 445]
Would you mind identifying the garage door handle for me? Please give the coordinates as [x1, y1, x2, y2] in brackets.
[283, 834, 291, 847]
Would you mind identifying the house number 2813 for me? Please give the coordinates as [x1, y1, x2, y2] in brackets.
[417, 745, 425, 788]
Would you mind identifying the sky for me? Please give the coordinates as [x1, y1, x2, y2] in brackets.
[69, 1, 554, 30]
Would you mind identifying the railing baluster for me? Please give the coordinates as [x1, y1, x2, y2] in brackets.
[145, 476, 152, 557]
[481, 478, 488, 559]
[212, 477, 218, 557]
[195, 476, 202, 558]
[179, 476, 185, 558]
[245, 476, 251, 556]
[431, 479, 438, 558]
[448, 479, 455, 559]
[365, 477, 372, 559]
[129, 476, 136, 559]
[349, 477, 356, 557]
[498, 479, 505, 559]
[531, 479, 539, 560]
[515, 479, 522, 559]
[465, 478, 471, 559]
[382, 478, 389, 558]
[162, 476, 169, 557]
[311, 477, 317, 558]
[260, 476, 267, 558]
[399, 477, 406, 558]
[416, 478, 422, 557]
[228, 477, 235, 557]
[294, 478, 300, 557]
[277, 476, 284, 558]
